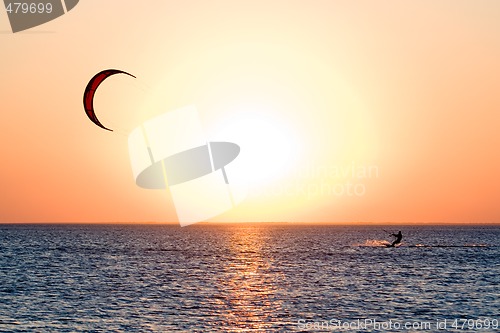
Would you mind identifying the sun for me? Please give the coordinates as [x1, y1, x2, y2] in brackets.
[206, 102, 299, 190]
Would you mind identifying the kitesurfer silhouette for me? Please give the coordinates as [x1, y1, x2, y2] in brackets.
[388, 231, 402, 247]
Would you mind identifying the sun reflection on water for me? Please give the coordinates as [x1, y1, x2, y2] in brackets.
[214, 226, 287, 331]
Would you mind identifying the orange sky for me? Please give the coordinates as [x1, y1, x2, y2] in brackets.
[1, 1, 499, 223]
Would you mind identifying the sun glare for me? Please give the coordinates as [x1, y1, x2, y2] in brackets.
[207, 103, 299, 189]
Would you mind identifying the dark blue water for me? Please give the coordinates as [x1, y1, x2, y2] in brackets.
[0, 224, 499, 332]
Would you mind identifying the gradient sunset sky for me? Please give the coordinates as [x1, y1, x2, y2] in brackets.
[1, 1, 499, 223]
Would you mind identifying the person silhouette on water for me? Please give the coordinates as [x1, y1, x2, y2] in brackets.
[388, 231, 402, 247]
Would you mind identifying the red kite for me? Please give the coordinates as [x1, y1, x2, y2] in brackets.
[83, 69, 135, 131]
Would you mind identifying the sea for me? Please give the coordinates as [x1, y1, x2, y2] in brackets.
[0, 224, 498, 332]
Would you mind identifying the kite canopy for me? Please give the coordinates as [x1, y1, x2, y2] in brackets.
[83, 69, 136, 131]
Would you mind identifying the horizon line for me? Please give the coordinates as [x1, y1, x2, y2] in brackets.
[1, 221, 499, 226]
